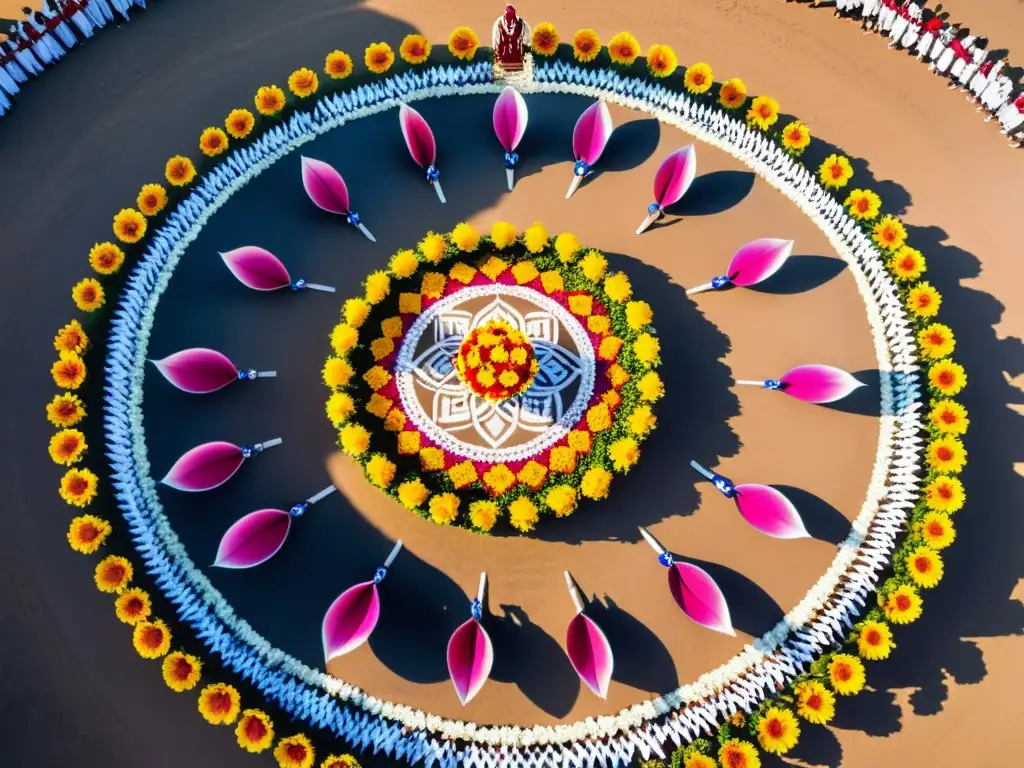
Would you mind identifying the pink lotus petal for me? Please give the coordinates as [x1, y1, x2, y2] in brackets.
[447, 618, 494, 705]
[727, 238, 794, 287]
[301, 156, 351, 215]
[653, 145, 697, 207]
[161, 441, 245, 492]
[220, 246, 292, 291]
[734, 484, 809, 539]
[492, 86, 528, 153]
[667, 562, 735, 636]
[152, 348, 238, 394]
[572, 101, 613, 165]
[566, 612, 614, 699]
[779, 364, 864, 404]
[214, 509, 292, 569]
[399, 104, 437, 169]
[323, 580, 380, 661]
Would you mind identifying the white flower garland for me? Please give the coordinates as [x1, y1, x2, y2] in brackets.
[102, 58, 924, 768]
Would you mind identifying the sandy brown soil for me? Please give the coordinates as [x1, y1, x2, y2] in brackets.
[0, 0, 1020, 766]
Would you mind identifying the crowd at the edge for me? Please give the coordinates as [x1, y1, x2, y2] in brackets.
[0, 1, 148, 117]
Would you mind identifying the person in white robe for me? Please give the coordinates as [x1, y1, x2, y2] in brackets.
[889, 2, 919, 48]
[860, 0, 882, 34]
[22, 13, 66, 62]
[39, 6, 77, 49]
[83, 0, 115, 26]
[927, 23, 957, 66]
[914, 13, 944, 60]
[58, 0, 95, 39]
[977, 72, 1014, 118]
[6, 31, 43, 75]
[996, 89, 1024, 134]
[969, 58, 1003, 103]
[950, 37, 986, 89]
[877, 0, 899, 34]
[932, 31, 970, 75]
[1, 40, 29, 83]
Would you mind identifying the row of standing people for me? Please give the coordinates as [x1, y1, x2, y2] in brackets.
[0, 1, 149, 118]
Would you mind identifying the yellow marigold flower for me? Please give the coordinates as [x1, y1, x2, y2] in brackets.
[72, 277, 105, 311]
[579, 250, 608, 282]
[321, 755, 361, 768]
[255, 85, 286, 115]
[397, 479, 429, 510]
[483, 464, 516, 495]
[637, 371, 664, 402]
[419, 446, 445, 471]
[162, 651, 202, 692]
[165, 155, 197, 187]
[236, 709, 275, 753]
[633, 332, 661, 364]
[568, 293, 593, 316]
[818, 153, 854, 189]
[198, 682, 241, 725]
[365, 270, 391, 304]
[756, 706, 800, 755]
[684, 62, 714, 95]
[581, 466, 613, 500]
[907, 545, 944, 588]
[907, 282, 941, 317]
[794, 681, 835, 724]
[609, 437, 640, 473]
[927, 436, 966, 474]
[225, 108, 255, 139]
[511, 261, 539, 285]
[523, 221, 549, 253]
[928, 359, 966, 396]
[746, 95, 780, 130]
[718, 740, 760, 768]
[628, 404, 657, 436]
[136, 184, 168, 217]
[531, 22, 558, 56]
[323, 357, 354, 388]
[919, 511, 956, 550]
[421, 271, 446, 299]
[508, 497, 540, 532]
[448, 460, 478, 489]
[133, 618, 172, 659]
[399, 33, 431, 65]
[89, 241, 126, 275]
[47, 392, 86, 427]
[625, 300, 653, 330]
[603, 272, 632, 302]
[928, 399, 968, 435]
[67, 514, 111, 554]
[469, 500, 499, 532]
[545, 485, 578, 517]
[924, 475, 964, 513]
[549, 445, 577, 474]
[489, 221, 517, 249]
[114, 587, 152, 625]
[396, 293, 421, 316]
[363, 366, 391, 391]
[572, 29, 601, 62]
[646, 44, 678, 77]
[330, 323, 358, 356]
[598, 336, 623, 361]
[324, 50, 353, 80]
[602, 389, 622, 409]
[52, 350, 87, 390]
[917, 323, 955, 359]
[873, 215, 907, 251]
[828, 653, 865, 695]
[844, 189, 881, 221]
[380, 316, 403, 340]
[448, 26, 479, 60]
[417, 231, 447, 263]
[49, 428, 87, 465]
[365, 454, 397, 489]
[95, 554, 132, 593]
[684, 755, 715, 768]
[608, 32, 641, 65]
[585, 403, 612, 433]
[567, 430, 591, 453]
[325, 392, 355, 427]
[288, 67, 318, 98]
[339, 423, 370, 457]
[54, 319, 88, 354]
[718, 78, 747, 109]
[857, 620, 894, 661]
[587, 314, 610, 334]
[396, 431, 420, 455]
[554, 232, 580, 262]
[480, 256, 509, 280]
[429, 493, 460, 525]
[199, 126, 229, 157]
[517, 460, 548, 490]
[275, 734, 315, 768]
[113, 207, 146, 244]
[883, 584, 923, 624]
[339, 300, 369, 331]
[541, 271, 564, 294]
[780, 121, 811, 153]
[390, 249, 420, 279]
[447, 222, 479, 252]
[60, 466, 98, 507]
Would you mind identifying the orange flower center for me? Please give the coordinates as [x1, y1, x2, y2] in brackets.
[297, 75, 313, 88]
[937, 370, 954, 386]
[927, 331, 945, 345]
[578, 40, 594, 53]
[206, 135, 222, 149]
[124, 596, 145, 616]
[122, 221, 138, 235]
[725, 749, 746, 768]
[287, 744, 308, 762]
[936, 484, 953, 499]
[77, 522, 99, 542]
[856, 198, 870, 212]
[208, 691, 233, 713]
[141, 625, 164, 648]
[172, 656, 194, 679]
[916, 294, 932, 307]
[936, 446, 953, 461]
[67, 475, 89, 494]
[103, 563, 126, 583]
[900, 255, 916, 270]
[372, 51, 389, 65]
[57, 401, 78, 417]
[59, 435, 81, 455]
[61, 331, 83, 350]
[927, 521, 945, 536]
[865, 629, 882, 645]
[895, 594, 911, 610]
[767, 718, 784, 737]
[759, 104, 771, 117]
[693, 73, 706, 85]
[329, 59, 348, 74]
[830, 163, 843, 178]
[538, 32, 554, 46]
[940, 409, 957, 423]
[806, 694, 822, 710]
[789, 128, 803, 141]
[407, 41, 425, 56]
[914, 556, 932, 573]
[245, 716, 268, 742]
[171, 163, 186, 178]
[833, 663, 852, 681]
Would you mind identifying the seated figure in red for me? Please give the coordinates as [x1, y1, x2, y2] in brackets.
[492, 5, 531, 71]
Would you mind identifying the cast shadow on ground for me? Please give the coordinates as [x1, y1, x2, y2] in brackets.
[585, 594, 680, 693]
[673, 554, 786, 639]
[752, 254, 847, 294]
[662, 170, 756, 219]
[773, 485, 851, 546]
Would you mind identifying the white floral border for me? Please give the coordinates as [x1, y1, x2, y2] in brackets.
[395, 283, 598, 463]
[102, 59, 924, 767]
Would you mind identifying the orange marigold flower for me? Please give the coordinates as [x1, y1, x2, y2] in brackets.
[399, 34, 431, 65]
[54, 319, 88, 354]
[67, 514, 111, 554]
[199, 127, 229, 157]
[133, 618, 172, 659]
[275, 733, 316, 768]
[448, 26, 479, 60]
[746, 95, 780, 130]
[288, 67, 319, 98]
[94, 554, 132, 593]
[237, 709, 275, 753]
[321, 755, 361, 768]
[531, 22, 559, 56]
[49, 428, 87, 465]
[646, 44, 678, 78]
[718, 78, 747, 109]
[572, 29, 601, 62]
[52, 350, 87, 389]
[46, 393, 86, 427]
[364, 42, 395, 74]
[325, 50, 354, 79]
[165, 155, 197, 187]
[162, 651, 203, 692]
[113, 208, 147, 244]
[89, 241, 126, 275]
[198, 682, 241, 725]
[73, 277, 105, 311]
[136, 184, 168, 217]
[60, 467, 98, 506]
[255, 85, 286, 116]
[684, 63, 714, 95]
[225, 108, 256, 139]
[608, 32, 641, 65]
[114, 587, 152, 625]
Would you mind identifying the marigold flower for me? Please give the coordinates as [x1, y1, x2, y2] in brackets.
[236, 709, 275, 753]
[60, 466, 98, 507]
[321, 755, 361, 768]
[746, 95, 780, 130]
[225, 108, 256, 139]
[467, 500, 499, 532]
[609, 437, 640, 472]
[365, 454, 397, 489]
[427, 493, 459, 525]
[398, 427, 420, 454]
[47, 392, 86, 427]
[907, 545, 944, 588]
[255, 85, 286, 116]
[624, 300, 652, 330]
[89, 241, 126, 275]
[288, 67, 318, 98]
[198, 682, 241, 725]
[531, 22, 558, 56]
[136, 184, 168, 217]
[52, 350, 87, 390]
[197, 127, 228, 158]
[366, 393, 393, 419]
[919, 511, 956, 549]
[828, 653, 865, 695]
[94, 554, 132, 593]
[718, 78, 747, 109]
[684, 63, 714, 95]
[54, 319, 88, 354]
[549, 446, 577, 474]
[553, 232, 580, 263]
[608, 32, 641, 65]
[450, 222, 479, 252]
[578, 250, 607, 282]
[448, 27, 479, 60]
[907, 281, 941, 317]
[447, 460, 478, 488]
[637, 371, 664, 402]
[72, 277, 105, 311]
[67, 514, 111, 554]
[628, 404, 656, 435]
[818, 153, 854, 189]
[49, 428, 87, 465]
[633, 333, 661, 364]
[683, 755, 715, 768]
[581, 466, 613, 500]
[717, 739, 760, 768]
[925, 475, 965, 513]
[343, 298, 370, 328]
[324, 50, 354, 79]
[487, 222, 516, 250]
[927, 436, 966, 474]
[113, 207, 147, 244]
[365, 270, 391, 304]
[857, 620, 894, 660]
[873, 215, 907, 251]
[604, 272, 632, 302]
[387, 249, 418, 279]
[162, 651, 202, 692]
[508, 497, 540, 532]
[545, 485, 578, 517]
[572, 29, 601, 62]
[521, 221, 548, 253]
[794, 681, 835, 724]
[756, 706, 800, 755]
[339, 424, 370, 456]
[646, 44, 677, 77]
[517, 460, 547, 490]
[780, 121, 811, 153]
[882, 584, 922, 624]
[918, 323, 955, 359]
[397, 479, 429, 510]
[326, 392, 355, 427]
[323, 357, 354, 389]
[133, 618, 172, 659]
[928, 359, 966, 396]
[275, 734, 315, 768]
[330, 323, 358, 356]
[586, 313, 609, 333]
[419, 446, 445, 472]
[114, 587, 152, 625]
[165, 155, 197, 187]
[399, 33, 431, 65]
[844, 189, 881, 221]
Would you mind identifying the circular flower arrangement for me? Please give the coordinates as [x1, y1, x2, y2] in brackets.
[323, 222, 662, 533]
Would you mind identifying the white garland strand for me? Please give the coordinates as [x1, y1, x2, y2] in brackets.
[102, 59, 924, 768]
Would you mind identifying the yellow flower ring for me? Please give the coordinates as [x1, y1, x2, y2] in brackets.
[323, 228, 661, 533]
[45, 26, 965, 768]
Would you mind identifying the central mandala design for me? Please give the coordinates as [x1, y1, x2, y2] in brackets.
[455, 319, 540, 403]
